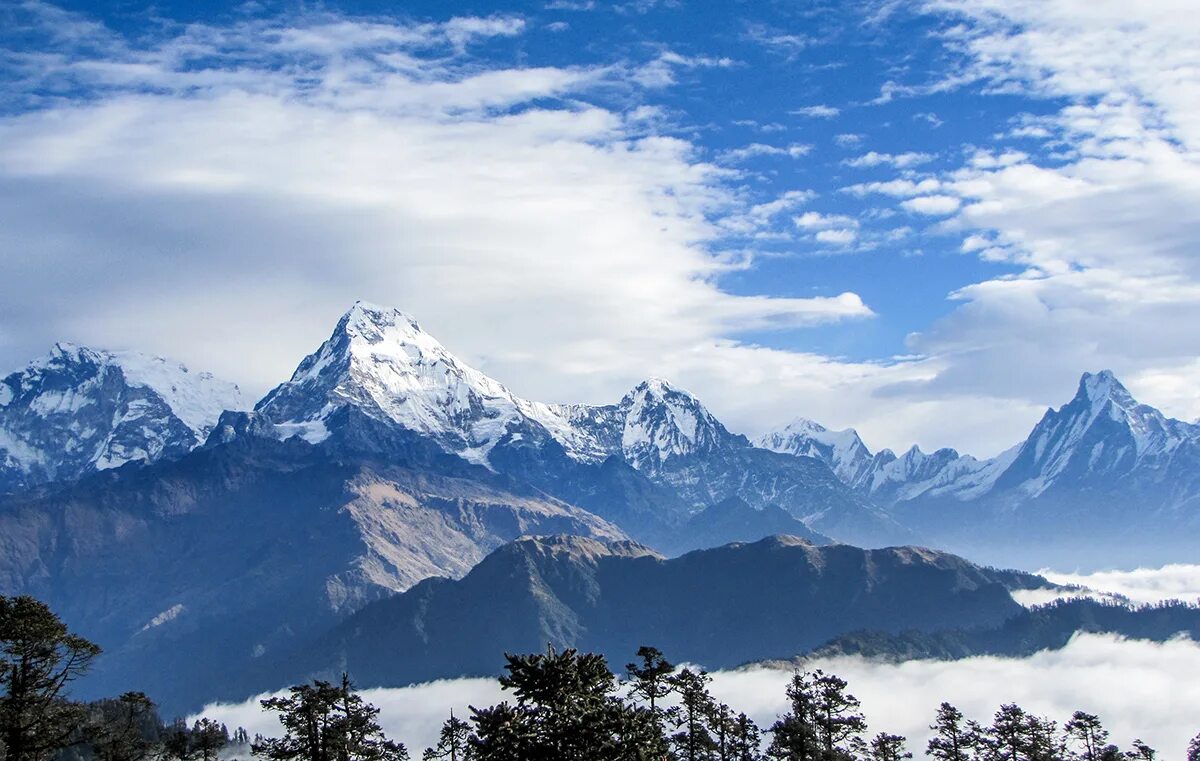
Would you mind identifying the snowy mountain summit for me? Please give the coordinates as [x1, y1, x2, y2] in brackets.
[758, 418, 875, 486]
[254, 302, 742, 472]
[995, 369, 1200, 496]
[763, 368, 1200, 517]
[254, 302, 609, 465]
[0, 343, 243, 492]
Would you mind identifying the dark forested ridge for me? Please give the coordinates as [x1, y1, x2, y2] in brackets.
[274, 535, 1038, 698]
[3, 595, 1198, 761]
[808, 598, 1200, 661]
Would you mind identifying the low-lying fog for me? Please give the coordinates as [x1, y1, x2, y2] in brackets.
[197, 565, 1200, 756]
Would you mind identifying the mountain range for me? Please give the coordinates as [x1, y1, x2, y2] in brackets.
[761, 370, 1200, 567]
[1, 301, 1199, 712]
[4, 301, 1198, 567]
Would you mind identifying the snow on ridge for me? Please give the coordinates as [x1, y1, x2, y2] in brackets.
[260, 302, 613, 464]
[111, 350, 244, 437]
[13, 342, 244, 437]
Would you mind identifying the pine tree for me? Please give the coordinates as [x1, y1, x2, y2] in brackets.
[766, 672, 820, 761]
[1125, 740, 1155, 760]
[423, 713, 475, 761]
[727, 712, 763, 761]
[253, 674, 408, 761]
[1065, 712, 1109, 761]
[668, 668, 719, 761]
[163, 718, 191, 761]
[988, 704, 1030, 761]
[469, 646, 665, 761]
[626, 645, 675, 740]
[83, 692, 160, 761]
[1024, 715, 1063, 761]
[190, 719, 228, 761]
[927, 703, 979, 761]
[0, 595, 102, 761]
[810, 670, 866, 760]
[869, 733, 911, 761]
[1187, 732, 1200, 761]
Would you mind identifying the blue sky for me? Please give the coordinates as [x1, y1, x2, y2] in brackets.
[2, 0, 1199, 455]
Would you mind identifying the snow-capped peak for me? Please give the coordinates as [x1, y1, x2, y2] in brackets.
[255, 302, 603, 464]
[0, 343, 244, 490]
[618, 378, 734, 468]
[996, 370, 1197, 497]
[757, 417, 874, 486]
[1078, 370, 1138, 413]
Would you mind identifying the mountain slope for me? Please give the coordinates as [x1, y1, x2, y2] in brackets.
[563, 380, 910, 547]
[279, 534, 1039, 695]
[0, 344, 243, 493]
[255, 302, 602, 465]
[993, 370, 1200, 497]
[0, 435, 625, 714]
[758, 419, 1009, 505]
[250, 303, 902, 548]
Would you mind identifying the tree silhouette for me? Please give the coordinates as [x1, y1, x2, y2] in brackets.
[927, 703, 979, 761]
[727, 712, 763, 761]
[1065, 712, 1109, 761]
[986, 704, 1030, 761]
[82, 692, 160, 761]
[253, 674, 408, 761]
[189, 719, 228, 761]
[626, 645, 675, 736]
[766, 671, 820, 761]
[0, 595, 102, 761]
[810, 670, 867, 760]
[423, 713, 475, 761]
[469, 646, 664, 761]
[869, 733, 911, 761]
[668, 668, 719, 761]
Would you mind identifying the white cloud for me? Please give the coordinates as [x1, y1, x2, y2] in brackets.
[815, 228, 858, 245]
[1039, 564, 1200, 607]
[791, 104, 840, 118]
[0, 5, 893, 447]
[873, 0, 1200, 418]
[901, 195, 963, 215]
[845, 151, 935, 169]
[195, 635, 1200, 758]
[843, 178, 944, 197]
[794, 211, 859, 230]
[717, 142, 812, 163]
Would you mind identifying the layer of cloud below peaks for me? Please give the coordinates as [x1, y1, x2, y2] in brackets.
[196, 634, 1200, 756]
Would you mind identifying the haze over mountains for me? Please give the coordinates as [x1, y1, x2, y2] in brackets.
[1, 301, 1199, 712]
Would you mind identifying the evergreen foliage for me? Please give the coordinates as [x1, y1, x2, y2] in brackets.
[0, 596, 102, 761]
[253, 674, 408, 761]
[0, 596, 1195, 761]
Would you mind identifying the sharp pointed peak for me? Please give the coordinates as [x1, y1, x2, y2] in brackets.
[338, 301, 423, 335]
[1075, 369, 1136, 409]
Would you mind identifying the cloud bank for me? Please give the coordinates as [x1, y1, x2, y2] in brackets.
[196, 634, 1200, 756]
[1040, 564, 1200, 607]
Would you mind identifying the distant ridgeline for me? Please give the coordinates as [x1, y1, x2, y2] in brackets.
[0, 303, 1199, 714]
